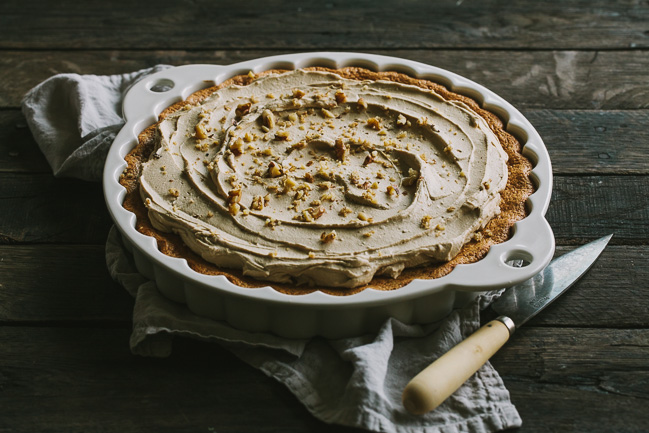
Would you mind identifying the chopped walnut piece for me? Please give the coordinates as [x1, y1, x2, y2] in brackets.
[251, 195, 265, 211]
[334, 138, 349, 161]
[403, 168, 419, 186]
[335, 91, 347, 104]
[283, 176, 297, 192]
[298, 210, 314, 222]
[421, 215, 432, 229]
[357, 98, 368, 110]
[265, 218, 281, 229]
[321, 108, 335, 118]
[396, 114, 407, 126]
[229, 202, 241, 215]
[235, 103, 252, 117]
[362, 153, 375, 166]
[366, 117, 382, 130]
[229, 138, 244, 156]
[268, 161, 283, 178]
[195, 123, 209, 139]
[262, 109, 276, 130]
[308, 206, 326, 220]
[292, 88, 306, 99]
[320, 231, 337, 243]
[318, 181, 333, 190]
[363, 230, 375, 238]
[357, 212, 369, 221]
[339, 206, 353, 217]
[168, 188, 180, 198]
[275, 130, 290, 140]
[228, 189, 242, 204]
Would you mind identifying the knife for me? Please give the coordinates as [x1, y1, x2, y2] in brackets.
[402, 234, 613, 415]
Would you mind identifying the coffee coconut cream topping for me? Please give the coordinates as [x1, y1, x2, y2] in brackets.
[139, 69, 509, 288]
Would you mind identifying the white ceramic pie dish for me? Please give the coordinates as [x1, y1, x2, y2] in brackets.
[103, 52, 554, 339]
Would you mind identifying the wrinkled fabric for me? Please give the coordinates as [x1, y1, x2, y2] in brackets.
[24, 67, 522, 432]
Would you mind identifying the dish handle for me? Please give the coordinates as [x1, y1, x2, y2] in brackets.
[121, 64, 228, 122]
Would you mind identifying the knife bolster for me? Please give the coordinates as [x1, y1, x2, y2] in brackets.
[495, 315, 516, 335]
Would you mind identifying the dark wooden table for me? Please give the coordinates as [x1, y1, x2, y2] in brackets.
[2, 1, 648, 432]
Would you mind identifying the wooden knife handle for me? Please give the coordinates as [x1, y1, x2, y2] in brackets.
[402, 318, 513, 415]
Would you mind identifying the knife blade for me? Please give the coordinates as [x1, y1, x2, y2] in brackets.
[402, 234, 612, 415]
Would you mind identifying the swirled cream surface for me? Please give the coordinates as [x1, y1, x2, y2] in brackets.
[139, 69, 508, 288]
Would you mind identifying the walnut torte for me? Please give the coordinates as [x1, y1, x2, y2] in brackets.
[120, 67, 533, 295]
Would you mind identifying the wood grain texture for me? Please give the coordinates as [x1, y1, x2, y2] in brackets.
[0, 173, 113, 244]
[0, 326, 646, 433]
[0, 327, 363, 433]
[493, 328, 649, 433]
[1, 0, 648, 50]
[0, 245, 133, 324]
[524, 109, 649, 175]
[0, 111, 51, 173]
[1, 245, 646, 328]
[3, 49, 649, 109]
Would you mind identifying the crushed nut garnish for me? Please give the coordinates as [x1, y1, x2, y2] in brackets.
[366, 117, 382, 130]
[339, 207, 353, 217]
[334, 138, 349, 161]
[229, 202, 241, 215]
[262, 109, 275, 129]
[195, 123, 208, 139]
[235, 103, 251, 117]
[357, 98, 368, 110]
[421, 215, 432, 229]
[321, 108, 335, 118]
[268, 161, 282, 178]
[320, 231, 337, 243]
[228, 189, 242, 204]
[292, 88, 306, 99]
[168, 188, 180, 198]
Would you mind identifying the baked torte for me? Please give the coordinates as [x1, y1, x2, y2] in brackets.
[120, 67, 533, 295]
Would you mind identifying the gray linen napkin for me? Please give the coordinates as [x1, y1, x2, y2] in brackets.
[22, 66, 523, 433]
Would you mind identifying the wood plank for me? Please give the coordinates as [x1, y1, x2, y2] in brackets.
[523, 109, 649, 175]
[0, 326, 646, 432]
[4, 107, 648, 176]
[1, 1, 648, 50]
[0, 110, 51, 173]
[1, 174, 644, 244]
[1, 245, 646, 328]
[0, 245, 133, 324]
[491, 328, 649, 433]
[4, 49, 649, 110]
[0, 327, 362, 433]
[0, 173, 113, 244]
[546, 176, 649, 243]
